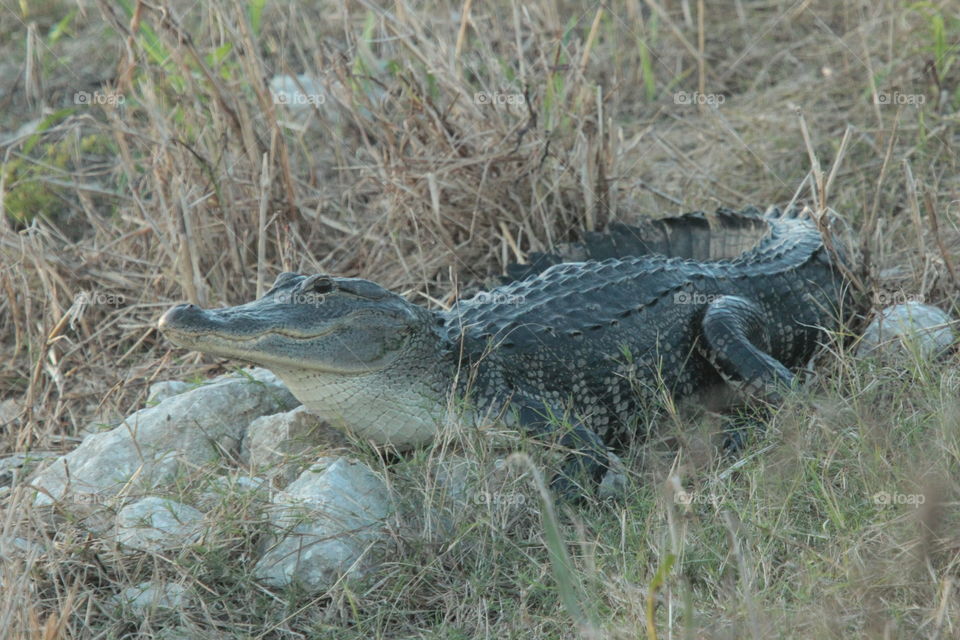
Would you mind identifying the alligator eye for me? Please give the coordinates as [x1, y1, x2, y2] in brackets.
[301, 275, 335, 294]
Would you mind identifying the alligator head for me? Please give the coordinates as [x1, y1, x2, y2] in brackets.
[158, 272, 434, 372]
[158, 272, 451, 446]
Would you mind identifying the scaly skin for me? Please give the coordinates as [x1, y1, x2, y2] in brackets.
[159, 205, 852, 496]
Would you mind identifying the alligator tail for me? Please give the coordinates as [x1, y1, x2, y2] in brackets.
[504, 205, 796, 283]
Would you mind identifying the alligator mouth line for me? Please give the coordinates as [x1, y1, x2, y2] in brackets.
[162, 327, 339, 343]
[160, 316, 383, 374]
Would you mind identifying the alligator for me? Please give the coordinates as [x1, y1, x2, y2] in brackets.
[158, 205, 852, 496]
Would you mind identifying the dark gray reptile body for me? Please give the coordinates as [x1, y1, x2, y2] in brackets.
[159, 205, 851, 495]
[447, 205, 848, 448]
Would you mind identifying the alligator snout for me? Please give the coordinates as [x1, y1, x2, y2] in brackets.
[158, 303, 201, 332]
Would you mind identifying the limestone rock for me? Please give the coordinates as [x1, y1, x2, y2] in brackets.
[242, 406, 348, 485]
[114, 497, 204, 553]
[253, 457, 392, 593]
[31, 368, 297, 506]
[858, 302, 955, 360]
[113, 581, 190, 611]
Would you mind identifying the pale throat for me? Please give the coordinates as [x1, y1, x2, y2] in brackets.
[268, 365, 450, 449]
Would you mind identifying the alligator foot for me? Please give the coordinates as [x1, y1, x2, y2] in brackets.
[551, 423, 610, 501]
[718, 406, 770, 453]
[514, 400, 610, 501]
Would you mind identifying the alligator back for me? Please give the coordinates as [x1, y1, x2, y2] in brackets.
[447, 206, 849, 443]
[504, 205, 780, 282]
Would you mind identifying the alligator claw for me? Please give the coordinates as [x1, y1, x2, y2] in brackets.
[718, 409, 767, 453]
[720, 427, 749, 453]
[549, 447, 610, 502]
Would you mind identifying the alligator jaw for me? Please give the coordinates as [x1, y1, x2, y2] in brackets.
[158, 303, 363, 372]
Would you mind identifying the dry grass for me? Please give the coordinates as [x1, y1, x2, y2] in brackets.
[1, 0, 959, 637]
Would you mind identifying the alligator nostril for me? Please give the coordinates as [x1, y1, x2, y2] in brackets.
[159, 303, 200, 329]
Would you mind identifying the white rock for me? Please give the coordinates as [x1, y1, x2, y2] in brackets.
[147, 380, 194, 404]
[241, 406, 348, 485]
[253, 457, 392, 593]
[114, 581, 189, 611]
[268, 74, 387, 126]
[858, 302, 955, 359]
[2, 118, 41, 146]
[1, 536, 44, 557]
[115, 497, 204, 553]
[30, 368, 297, 506]
[269, 74, 329, 113]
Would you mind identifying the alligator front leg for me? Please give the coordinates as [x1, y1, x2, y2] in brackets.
[699, 295, 797, 451]
[699, 295, 795, 403]
[512, 399, 610, 501]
